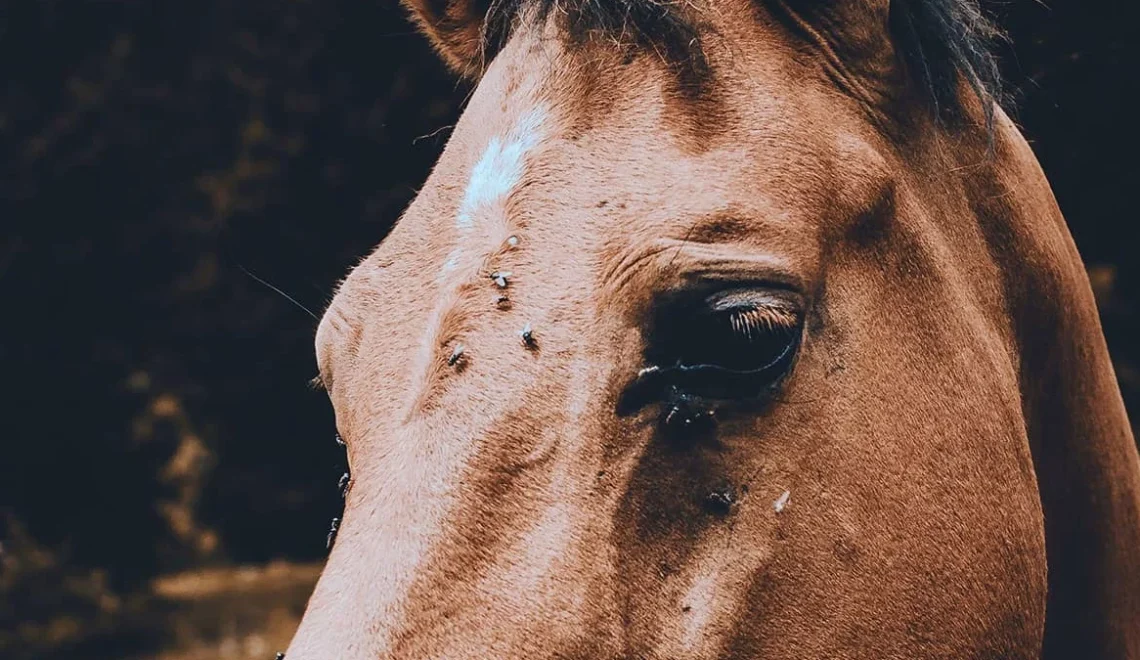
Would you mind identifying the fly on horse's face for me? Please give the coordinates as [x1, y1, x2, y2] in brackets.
[288, 0, 1140, 657]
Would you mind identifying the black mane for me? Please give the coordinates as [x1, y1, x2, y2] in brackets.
[481, 0, 1002, 125]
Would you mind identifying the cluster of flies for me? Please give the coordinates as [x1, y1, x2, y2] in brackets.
[447, 234, 536, 369]
[633, 365, 719, 438]
[281, 236, 539, 660]
[325, 236, 535, 555]
[282, 235, 775, 660]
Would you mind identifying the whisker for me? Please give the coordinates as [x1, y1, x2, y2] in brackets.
[238, 264, 320, 321]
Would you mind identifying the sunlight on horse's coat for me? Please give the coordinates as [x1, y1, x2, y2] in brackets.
[680, 569, 720, 653]
[317, 97, 560, 657]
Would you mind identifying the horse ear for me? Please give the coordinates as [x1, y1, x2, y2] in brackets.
[402, 0, 493, 75]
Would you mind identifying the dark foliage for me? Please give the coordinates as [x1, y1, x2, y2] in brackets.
[0, 0, 462, 587]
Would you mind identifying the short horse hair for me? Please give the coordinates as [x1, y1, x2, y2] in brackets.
[480, 0, 1003, 125]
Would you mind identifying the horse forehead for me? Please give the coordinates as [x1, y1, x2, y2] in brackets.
[320, 20, 861, 359]
[457, 105, 549, 226]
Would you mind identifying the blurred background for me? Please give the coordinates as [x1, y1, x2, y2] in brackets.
[1, 2, 1136, 658]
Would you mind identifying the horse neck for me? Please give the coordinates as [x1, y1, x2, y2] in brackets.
[969, 107, 1140, 657]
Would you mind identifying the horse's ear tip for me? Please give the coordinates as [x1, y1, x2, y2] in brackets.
[402, 0, 489, 76]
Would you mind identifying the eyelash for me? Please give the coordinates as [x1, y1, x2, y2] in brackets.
[727, 305, 798, 339]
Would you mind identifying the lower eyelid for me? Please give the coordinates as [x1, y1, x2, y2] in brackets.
[617, 333, 801, 415]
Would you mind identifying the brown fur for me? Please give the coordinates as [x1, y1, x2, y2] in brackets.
[286, 1, 1140, 657]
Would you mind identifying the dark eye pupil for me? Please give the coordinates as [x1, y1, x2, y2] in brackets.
[663, 306, 796, 372]
[649, 302, 798, 375]
[617, 291, 803, 415]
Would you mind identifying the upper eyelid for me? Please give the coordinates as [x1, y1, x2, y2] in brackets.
[646, 239, 805, 292]
[706, 288, 804, 314]
[601, 238, 808, 316]
[670, 247, 805, 294]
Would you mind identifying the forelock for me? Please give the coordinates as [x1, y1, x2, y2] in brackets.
[479, 0, 1003, 125]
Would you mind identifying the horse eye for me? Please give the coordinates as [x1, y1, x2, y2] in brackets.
[619, 289, 803, 413]
[659, 291, 800, 375]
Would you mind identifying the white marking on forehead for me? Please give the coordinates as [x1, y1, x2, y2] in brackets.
[456, 106, 548, 231]
[337, 107, 553, 652]
[442, 249, 461, 274]
[346, 106, 551, 647]
[440, 105, 548, 279]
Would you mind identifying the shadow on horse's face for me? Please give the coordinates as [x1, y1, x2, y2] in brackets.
[286, 1, 1140, 658]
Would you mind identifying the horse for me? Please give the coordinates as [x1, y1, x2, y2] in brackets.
[285, 0, 1140, 657]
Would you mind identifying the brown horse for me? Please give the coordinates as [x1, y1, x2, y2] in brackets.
[286, 0, 1140, 657]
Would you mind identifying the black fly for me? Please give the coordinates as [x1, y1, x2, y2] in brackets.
[520, 323, 536, 349]
[490, 271, 511, 288]
[448, 343, 465, 367]
[662, 388, 716, 432]
[703, 486, 737, 516]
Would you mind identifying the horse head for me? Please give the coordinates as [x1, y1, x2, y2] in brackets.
[286, 1, 1140, 656]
